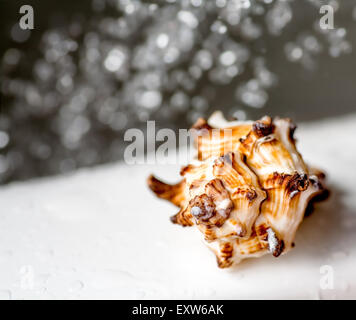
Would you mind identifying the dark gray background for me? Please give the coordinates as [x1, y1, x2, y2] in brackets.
[0, 0, 355, 184]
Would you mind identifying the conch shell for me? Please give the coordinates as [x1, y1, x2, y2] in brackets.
[148, 112, 328, 268]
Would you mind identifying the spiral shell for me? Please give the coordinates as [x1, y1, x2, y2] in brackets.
[148, 112, 328, 268]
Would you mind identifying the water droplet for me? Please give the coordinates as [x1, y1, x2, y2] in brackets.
[69, 280, 84, 293]
[211, 20, 227, 34]
[195, 50, 213, 70]
[0, 131, 10, 149]
[3, 48, 21, 66]
[220, 51, 236, 66]
[178, 11, 198, 29]
[285, 43, 303, 61]
[137, 91, 162, 110]
[266, 1, 292, 35]
[164, 47, 180, 64]
[236, 80, 268, 108]
[170, 91, 189, 111]
[156, 33, 169, 49]
[104, 48, 126, 72]
[216, 0, 227, 9]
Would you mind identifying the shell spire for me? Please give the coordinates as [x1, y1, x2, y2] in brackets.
[148, 112, 327, 268]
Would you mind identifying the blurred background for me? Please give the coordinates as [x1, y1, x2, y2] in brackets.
[0, 0, 355, 184]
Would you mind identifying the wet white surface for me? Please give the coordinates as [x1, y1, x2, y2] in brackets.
[0, 114, 356, 299]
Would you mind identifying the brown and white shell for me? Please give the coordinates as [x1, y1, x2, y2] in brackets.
[148, 111, 328, 268]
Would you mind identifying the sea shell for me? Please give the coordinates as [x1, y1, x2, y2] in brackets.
[148, 111, 328, 268]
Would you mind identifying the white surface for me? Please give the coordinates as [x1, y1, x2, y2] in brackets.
[0, 114, 356, 300]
